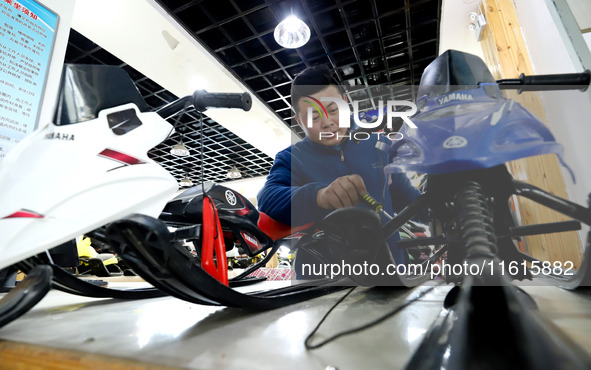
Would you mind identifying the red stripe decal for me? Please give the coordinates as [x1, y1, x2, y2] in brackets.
[3, 209, 44, 219]
[98, 149, 146, 165]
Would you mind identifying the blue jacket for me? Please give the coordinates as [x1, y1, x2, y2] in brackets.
[257, 134, 421, 266]
[257, 135, 420, 228]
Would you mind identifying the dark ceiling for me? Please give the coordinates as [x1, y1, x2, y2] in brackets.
[159, 0, 441, 136]
[64, 0, 441, 188]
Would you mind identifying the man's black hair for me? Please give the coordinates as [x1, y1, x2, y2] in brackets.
[291, 65, 345, 115]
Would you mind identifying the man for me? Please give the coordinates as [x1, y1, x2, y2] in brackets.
[257, 65, 421, 268]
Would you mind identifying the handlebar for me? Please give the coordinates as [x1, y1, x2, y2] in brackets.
[496, 70, 590, 92]
[350, 70, 590, 141]
[193, 90, 252, 112]
[156, 90, 252, 119]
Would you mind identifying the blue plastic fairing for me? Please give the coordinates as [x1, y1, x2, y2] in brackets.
[384, 85, 574, 182]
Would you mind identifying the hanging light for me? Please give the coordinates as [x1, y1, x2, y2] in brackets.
[171, 132, 189, 157]
[179, 173, 193, 187]
[170, 139, 190, 157]
[226, 164, 242, 179]
[274, 15, 310, 49]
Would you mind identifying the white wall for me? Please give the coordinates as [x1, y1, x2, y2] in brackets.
[514, 0, 591, 210]
[439, 0, 485, 58]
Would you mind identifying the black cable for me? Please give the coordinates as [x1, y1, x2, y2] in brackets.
[304, 283, 440, 350]
[173, 102, 188, 128]
[198, 111, 205, 196]
[171, 102, 189, 184]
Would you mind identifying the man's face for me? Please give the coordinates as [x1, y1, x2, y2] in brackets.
[295, 85, 348, 146]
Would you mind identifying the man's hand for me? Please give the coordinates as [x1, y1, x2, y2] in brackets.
[316, 174, 367, 210]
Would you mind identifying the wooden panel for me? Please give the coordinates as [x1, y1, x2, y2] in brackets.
[481, 0, 583, 267]
[0, 340, 174, 369]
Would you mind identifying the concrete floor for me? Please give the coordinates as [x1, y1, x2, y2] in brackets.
[1, 278, 591, 369]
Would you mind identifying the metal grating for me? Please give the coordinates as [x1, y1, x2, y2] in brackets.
[64, 29, 275, 186]
[158, 0, 442, 137]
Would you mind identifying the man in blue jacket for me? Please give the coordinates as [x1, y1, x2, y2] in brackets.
[257, 65, 421, 271]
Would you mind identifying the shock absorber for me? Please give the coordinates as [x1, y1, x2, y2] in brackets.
[454, 181, 498, 259]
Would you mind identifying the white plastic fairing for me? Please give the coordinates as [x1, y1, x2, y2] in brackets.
[0, 104, 178, 270]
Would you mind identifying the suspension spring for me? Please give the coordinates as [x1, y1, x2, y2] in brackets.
[454, 181, 498, 258]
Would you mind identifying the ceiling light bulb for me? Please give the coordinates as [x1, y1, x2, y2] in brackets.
[226, 165, 242, 179]
[274, 15, 310, 49]
[179, 175, 193, 187]
[170, 141, 190, 156]
[190, 75, 208, 90]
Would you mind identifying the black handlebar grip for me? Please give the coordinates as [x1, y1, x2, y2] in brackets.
[192, 90, 252, 112]
[519, 70, 590, 87]
[498, 70, 590, 92]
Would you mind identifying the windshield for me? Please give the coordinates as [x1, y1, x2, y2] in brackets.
[54, 64, 149, 126]
[417, 101, 500, 122]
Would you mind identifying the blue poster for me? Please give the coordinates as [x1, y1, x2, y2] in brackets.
[0, 0, 58, 160]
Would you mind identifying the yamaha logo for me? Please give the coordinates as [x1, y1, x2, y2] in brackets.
[443, 136, 468, 149]
[438, 93, 474, 105]
[225, 190, 237, 205]
[44, 132, 75, 141]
